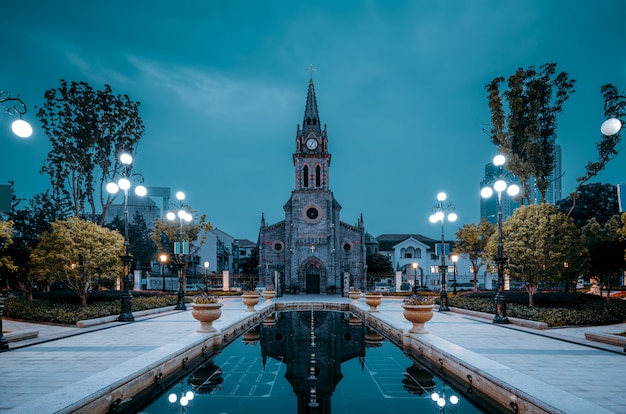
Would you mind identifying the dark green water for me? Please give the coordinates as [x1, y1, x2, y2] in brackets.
[138, 310, 486, 413]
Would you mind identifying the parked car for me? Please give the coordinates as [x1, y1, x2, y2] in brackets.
[400, 282, 411, 291]
[254, 284, 266, 294]
[373, 282, 391, 292]
[185, 283, 204, 292]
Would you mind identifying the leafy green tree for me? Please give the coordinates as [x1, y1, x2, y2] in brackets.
[485, 62, 575, 204]
[366, 253, 393, 275]
[488, 204, 587, 306]
[556, 183, 619, 228]
[0, 221, 17, 291]
[564, 84, 623, 217]
[29, 217, 124, 305]
[36, 80, 144, 223]
[106, 211, 156, 270]
[581, 214, 625, 300]
[1, 188, 70, 296]
[454, 220, 495, 291]
[150, 213, 213, 287]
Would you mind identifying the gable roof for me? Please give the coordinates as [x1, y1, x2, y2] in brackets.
[376, 234, 437, 251]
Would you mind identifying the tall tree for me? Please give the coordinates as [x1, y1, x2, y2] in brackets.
[485, 63, 575, 204]
[36, 80, 144, 223]
[488, 204, 587, 306]
[556, 183, 619, 228]
[1, 187, 70, 296]
[454, 220, 495, 291]
[366, 253, 393, 275]
[565, 84, 623, 218]
[581, 215, 625, 300]
[29, 217, 125, 305]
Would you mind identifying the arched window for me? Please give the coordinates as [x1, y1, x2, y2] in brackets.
[303, 165, 309, 187]
[415, 248, 422, 258]
[315, 165, 321, 187]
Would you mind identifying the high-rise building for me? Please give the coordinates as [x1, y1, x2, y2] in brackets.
[479, 162, 521, 225]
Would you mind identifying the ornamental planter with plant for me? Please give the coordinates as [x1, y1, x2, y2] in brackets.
[190, 293, 222, 333]
[262, 285, 275, 303]
[402, 294, 434, 334]
[348, 288, 361, 303]
[365, 291, 383, 312]
[242, 291, 259, 312]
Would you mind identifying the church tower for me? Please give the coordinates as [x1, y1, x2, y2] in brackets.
[258, 78, 366, 295]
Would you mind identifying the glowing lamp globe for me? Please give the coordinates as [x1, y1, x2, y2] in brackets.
[600, 118, 621, 136]
[12, 119, 32, 138]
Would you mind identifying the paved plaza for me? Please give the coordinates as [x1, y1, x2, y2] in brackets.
[1, 295, 625, 413]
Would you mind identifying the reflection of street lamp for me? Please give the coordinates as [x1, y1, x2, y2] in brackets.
[450, 254, 459, 295]
[429, 192, 457, 312]
[106, 152, 147, 322]
[431, 382, 459, 413]
[159, 253, 168, 292]
[168, 381, 194, 412]
[1, 91, 32, 138]
[204, 261, 210, 293]
[481, 154, 520, 324]
[412, 262, 418, 293]
[167, 191, 193, 311]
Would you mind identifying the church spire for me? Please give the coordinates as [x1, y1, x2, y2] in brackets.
[302, 78, 321, 136]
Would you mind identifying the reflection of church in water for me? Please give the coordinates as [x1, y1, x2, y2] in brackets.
[258, 79, 367, 294]
[260, 311, 366, 413]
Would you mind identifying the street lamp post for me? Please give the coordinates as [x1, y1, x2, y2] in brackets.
[412, 262, 418, 293]
[481, 154, 520, 324]
[1, 91, 32, 138]
[160, 253, 168, 292]
[451, 254, 459, 295]
[429, 192, 457, 311]
[167, 191, 193, 311]
[106, 153, 147, 322]
[204, 261, 210, 293]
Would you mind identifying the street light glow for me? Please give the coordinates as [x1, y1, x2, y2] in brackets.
[11, 119, 32, 138]
[600, 117, 622, 136]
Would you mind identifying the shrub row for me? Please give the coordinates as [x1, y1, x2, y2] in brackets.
[4, 294, 178, 325]
[446, 293, 626, 327]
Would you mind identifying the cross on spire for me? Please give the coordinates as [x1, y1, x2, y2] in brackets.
[307, 64, 317, 79]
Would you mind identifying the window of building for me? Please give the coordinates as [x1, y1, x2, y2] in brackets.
[315, 165, 321, 187]
[303, 165, 309, 187]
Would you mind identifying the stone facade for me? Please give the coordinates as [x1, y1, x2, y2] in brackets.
[258, 79, 366, 295]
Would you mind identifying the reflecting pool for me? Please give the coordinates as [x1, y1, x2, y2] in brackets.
[138, 310, 486, 413]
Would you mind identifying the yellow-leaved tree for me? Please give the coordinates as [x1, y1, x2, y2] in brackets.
[29, 217, 124, 305]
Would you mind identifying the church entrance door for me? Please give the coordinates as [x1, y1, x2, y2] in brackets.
[305, 264, 320, 294]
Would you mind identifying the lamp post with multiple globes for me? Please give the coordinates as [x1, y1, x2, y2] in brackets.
[429, 192, 457, 312]
[167, 191, 193, 311]
[480, 154, 520, 324]
[106, 153, 147, 322]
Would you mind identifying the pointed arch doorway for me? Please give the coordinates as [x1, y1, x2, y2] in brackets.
[305, 264, 320, 294]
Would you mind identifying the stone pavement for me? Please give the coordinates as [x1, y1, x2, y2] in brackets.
[1, 295, 625, 413]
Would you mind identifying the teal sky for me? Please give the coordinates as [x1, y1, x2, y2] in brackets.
[2, 0, 625, 241]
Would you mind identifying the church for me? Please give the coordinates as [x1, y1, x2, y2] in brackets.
[257, 79, 367, 295]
